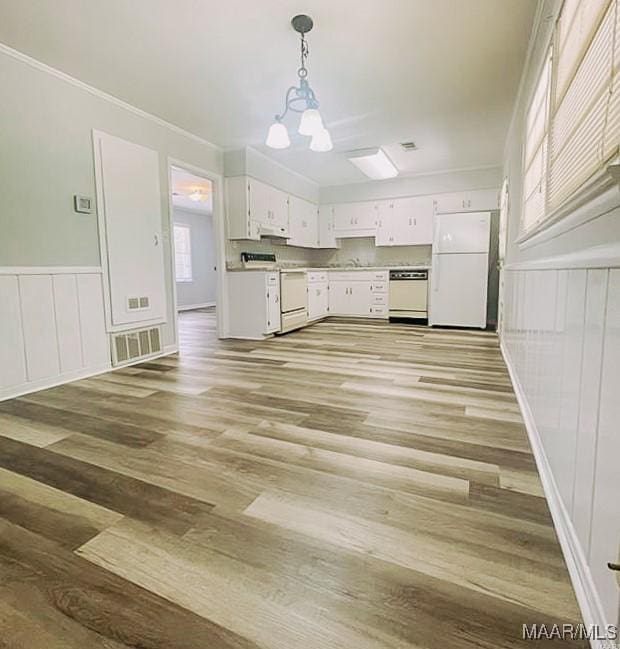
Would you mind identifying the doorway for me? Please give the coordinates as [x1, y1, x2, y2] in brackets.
[170, 165, 216, 312]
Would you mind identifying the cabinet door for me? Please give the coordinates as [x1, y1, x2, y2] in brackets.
[348, 282, 372, 316]
[434, 189, 498, 214]
[248, 179, 271, 225]
[353, 202, 379, 229]
[375, 201, 392, 246]
[270, 187, 290, 232]
[333, 204, 354, 231]
[302, 200, 319, 247]
[308, 283, 328, 320]
[265, 274, 281, 333]
[318, 205, 339, 248]
[328, 282, 349, 315]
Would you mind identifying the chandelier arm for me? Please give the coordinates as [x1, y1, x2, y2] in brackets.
[274, 85, 299, 122]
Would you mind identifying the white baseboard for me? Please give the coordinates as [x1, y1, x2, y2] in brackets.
[500, 341, 608, 649]
[0, 363, 112, 402]
[177, 301, 215, 312]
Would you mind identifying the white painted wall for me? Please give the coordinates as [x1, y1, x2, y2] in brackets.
[0, 47, 223, 351]
[174, 207, 217, 309]
[499, 0, 620, 633]
[320, 166, 502, 204]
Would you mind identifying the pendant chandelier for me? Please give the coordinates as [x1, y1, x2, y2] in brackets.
[265, 15, 332, 152]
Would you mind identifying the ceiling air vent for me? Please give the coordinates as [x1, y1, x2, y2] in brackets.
[400, 141, 417, 151]
[111, 326, 162, 366]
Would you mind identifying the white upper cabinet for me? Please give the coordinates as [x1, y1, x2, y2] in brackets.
[226, 176, 289, 240]
[288, 195, 318, 248]
[333, 201, 379, 237]
[376, 196, 434, 246]
[318, 205, 340, 249]
[433, 188, 499, 214]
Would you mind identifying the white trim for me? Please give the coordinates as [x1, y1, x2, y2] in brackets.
[0, 266, 102, 275]
[163, 344, 179, 355]
[517, 165, 620, 249]
[0, 43, 221, 152]
[500, 341, 609, 649]
[505, 243, 620, 271]
[0, 363, 111, 402]
[177, 301, 215, 312]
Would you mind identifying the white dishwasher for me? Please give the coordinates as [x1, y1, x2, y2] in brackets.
[279, 270, 308, 332]
[388, 270, 429, 321]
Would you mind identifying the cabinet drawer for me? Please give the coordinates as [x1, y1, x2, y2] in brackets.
[307, 271, 328, 283]
[372, 271, 388, 282]
[266, 273, 279, 286]
[371, 281, 387, 293]
[370, 305, 388, 317]
[372, 293, 387, 305]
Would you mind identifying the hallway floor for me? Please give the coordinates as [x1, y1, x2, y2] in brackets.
[0, 310, 585, 648]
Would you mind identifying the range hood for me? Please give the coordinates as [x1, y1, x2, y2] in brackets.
[258, 223, 289, 238]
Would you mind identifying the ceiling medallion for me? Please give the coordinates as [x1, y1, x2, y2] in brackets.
[265, 15, 332, 152]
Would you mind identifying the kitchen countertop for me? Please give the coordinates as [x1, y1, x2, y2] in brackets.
[227, 264, 431, 272]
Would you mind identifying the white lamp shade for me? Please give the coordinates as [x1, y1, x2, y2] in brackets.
[298, 108, 324, 136]
[266, 122, 291, 149]
[310, 128, 333, 152]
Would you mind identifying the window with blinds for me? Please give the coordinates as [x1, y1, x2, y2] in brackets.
[522, 50, 552, 232]
[174, 224, 193, 283]
[521, 0, 620, 234]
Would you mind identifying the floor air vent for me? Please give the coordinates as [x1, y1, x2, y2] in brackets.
[111, 326, 162, 366]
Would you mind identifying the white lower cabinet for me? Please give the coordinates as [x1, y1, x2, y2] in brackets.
[328, 271, 389, 318]
[228, 271, 281, 339]
[308, 280, 329, 320]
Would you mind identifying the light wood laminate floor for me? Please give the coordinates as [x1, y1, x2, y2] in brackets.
[0, 310, 585, 648]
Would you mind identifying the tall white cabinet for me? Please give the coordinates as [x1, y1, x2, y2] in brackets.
[93, 131, 167, 330]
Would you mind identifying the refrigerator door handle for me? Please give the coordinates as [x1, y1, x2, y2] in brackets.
[433, 257, 440, 292]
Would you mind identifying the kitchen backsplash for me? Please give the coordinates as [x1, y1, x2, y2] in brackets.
[226, 237, 431, 268]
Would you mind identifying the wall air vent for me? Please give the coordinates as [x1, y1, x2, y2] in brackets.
[127, 296, 151, 311]
[111, 326, 162, 366]
[400, 141, 417, 151]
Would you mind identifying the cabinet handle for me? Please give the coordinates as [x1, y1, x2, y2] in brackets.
[275, 295, 279, 303]
[154, 234, 159, 246]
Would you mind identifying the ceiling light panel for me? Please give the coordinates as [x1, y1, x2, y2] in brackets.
[347, 147, 399, 180]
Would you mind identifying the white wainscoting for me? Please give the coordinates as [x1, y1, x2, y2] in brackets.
[0, 268, 111, 401]
[502, 258, 620, 638]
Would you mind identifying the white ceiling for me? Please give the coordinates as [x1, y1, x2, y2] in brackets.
[0, 0, 537, 186]
[171, 166, 213, 214]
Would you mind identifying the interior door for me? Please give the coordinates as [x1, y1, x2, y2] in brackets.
[430, 253, 488, 328]
[95, 132, 166, 328]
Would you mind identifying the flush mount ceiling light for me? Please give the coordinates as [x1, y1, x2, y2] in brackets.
[347, 147, 399, 180]
[265, 15, 332, 152]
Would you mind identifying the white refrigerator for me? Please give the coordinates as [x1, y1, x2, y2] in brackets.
[430, 212, 491, 329]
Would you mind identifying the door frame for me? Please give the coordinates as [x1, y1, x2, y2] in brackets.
[166, 158, 228, 345]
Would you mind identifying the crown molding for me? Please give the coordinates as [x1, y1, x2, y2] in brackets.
[0, 42, 221, 152]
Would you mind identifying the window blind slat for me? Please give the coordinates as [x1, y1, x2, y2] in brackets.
[555, 0, 613, 104]
[603, 3, 620, 159]
[548, 2, 615, 209]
